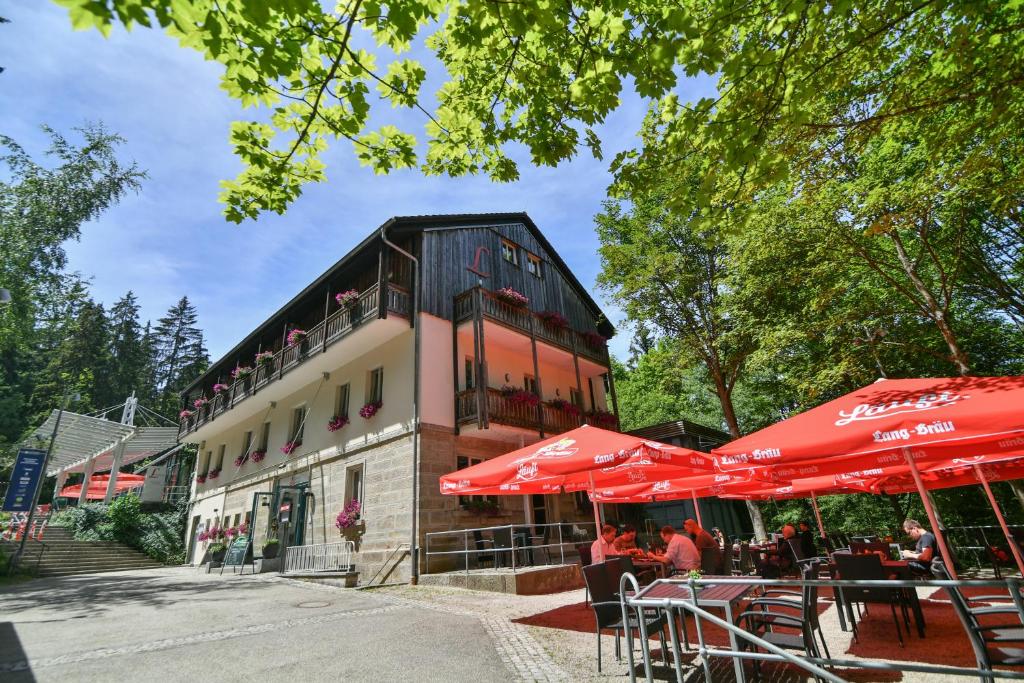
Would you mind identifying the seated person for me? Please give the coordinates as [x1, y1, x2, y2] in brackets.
[798, 520, 818, 559]
[758, 524, 797, 578]
[590, 524, 618, 565]
[651, 525, 700, 575]
[684, 518, 718, 552]
[613, 524, 639, 553]
[901, 518, 939, 575]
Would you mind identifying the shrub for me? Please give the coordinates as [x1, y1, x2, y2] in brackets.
[108, 494, 142, 540]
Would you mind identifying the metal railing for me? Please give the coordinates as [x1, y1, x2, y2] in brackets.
[947, 524, 1024, 568]
[622, 573, 1024, 682]
[424, 521, 595, 574]
[180, 282, 410, 438]
[283, 540, 356, 575]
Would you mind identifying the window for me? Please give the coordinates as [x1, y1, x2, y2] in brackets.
[216, 444, 226, 470]
[524, 374, 537, 394]
[574, 490, 591, 512]
[242, 431, 253, 457]
[456, 455, 496, 506]
[201, 451, 211, 476]
[500, 239, 520, 266]
[464, 357, 474, 390]
[290, 406, 306, 443]
[232, 513, 241, 529]
[367, 367, 384, 404]
[526, 252, 542, 278]
[259, 422, 271, 451]
[346, 464, 364, 507]
[570, 387, 583, 409]
[335, 383, 350, 418]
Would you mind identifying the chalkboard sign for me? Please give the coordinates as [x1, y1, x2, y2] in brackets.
[220, 535, 252, 573]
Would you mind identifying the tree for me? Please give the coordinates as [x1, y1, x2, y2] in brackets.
[108, 291, 154, 402]
[53, 2, 1024, 221]
[596, 166, 768, 538]
[152, 297, 208, 415]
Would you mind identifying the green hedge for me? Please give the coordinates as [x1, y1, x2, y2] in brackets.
[52, 495, 187, 565]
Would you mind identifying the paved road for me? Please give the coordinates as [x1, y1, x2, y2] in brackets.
[0, 568, 509, 682]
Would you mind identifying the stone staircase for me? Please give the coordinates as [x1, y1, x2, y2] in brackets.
[30, 526, 164, 578]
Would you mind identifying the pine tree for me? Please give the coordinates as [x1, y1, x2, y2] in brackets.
[152, 296, 209, 414]
[108, 291, 150, 402]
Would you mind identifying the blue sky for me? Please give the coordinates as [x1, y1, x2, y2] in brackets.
[2, 4, 715, 365]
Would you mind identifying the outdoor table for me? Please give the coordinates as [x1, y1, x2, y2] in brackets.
[631, 559, 669, 580]
[627, 577, 754, 683]
[828, 558, 926, 638]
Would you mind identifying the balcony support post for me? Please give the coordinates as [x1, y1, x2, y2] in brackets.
[377, 247, 388, 320]
[322, 288, 331, 353]
[474, 287, 489, 429]
[528, 314, 545, 439]
[571, 333, 583, 421]
[452, 296, 461, 435]
[278, 323, 288, 380]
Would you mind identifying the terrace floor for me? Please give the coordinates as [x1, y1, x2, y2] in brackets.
[0, 566, 1015, 682]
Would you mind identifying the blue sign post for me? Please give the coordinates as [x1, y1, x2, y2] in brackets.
[3, 448, 46, 512]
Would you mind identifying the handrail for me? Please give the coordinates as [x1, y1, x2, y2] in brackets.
[623, 573, 1024, 682]
[365, 542, 410, 586]
[424, 521, 595, 574]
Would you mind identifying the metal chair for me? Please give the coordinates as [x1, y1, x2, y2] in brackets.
[721, 541, 734, 576]
[933, 560, 1024, 682]
[582, 563, 668, 673]
[492, 527, 513, 568]
[472, 529, 495, 569]
[577, 543, 593, 605]
[834, 553, 910, 647]
[700, 547, 721, 574]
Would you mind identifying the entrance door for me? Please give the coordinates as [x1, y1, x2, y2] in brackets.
[531, 494, 547, 527]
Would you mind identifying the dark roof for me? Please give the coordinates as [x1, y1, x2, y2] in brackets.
[627, 419, 732, 451]
[185, 213, 611, 394]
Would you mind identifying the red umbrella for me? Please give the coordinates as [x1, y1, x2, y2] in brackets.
[711, 376, 1024, 578]
[438, 425, 716, 533]
[58, 473, 145, 500]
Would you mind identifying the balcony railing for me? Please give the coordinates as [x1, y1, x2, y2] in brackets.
[456, 388, 618, 435]
[454, 287, 608, 364]
[180, 283, 409, 438]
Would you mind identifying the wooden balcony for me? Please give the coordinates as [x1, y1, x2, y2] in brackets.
[456, 388, 619, 436]
[179, 283, 409, 438]
[454, 287, 608, 364]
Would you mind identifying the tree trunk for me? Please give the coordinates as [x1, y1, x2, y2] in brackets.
[709, 364, 768, 540]
[1007, 480, 1024, 515]
[887, 493, 905, 527]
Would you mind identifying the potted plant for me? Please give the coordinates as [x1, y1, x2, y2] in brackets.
[232, 365, 254, 392]
[281, 441, 301, 455]
[262, 537, 280, 559]
[250, 449, 267, 463]
[233, 453, 248, 467]
[287, 328, 308, 355]
[494, 287, 529, 308]
[586, 409, 617, 428]
[359, 401, 382, 419]
[582, 330, 607, 348]
[327, 415, 349, 432]
[335, 289, 359, 307]
[254, 351, 275, 377]
[548, 398, 581, 416]
[207, 542, 227, 563]
[507, 389, 540, 407]
[463, 499, 500, 515]
[537, 310, 570, 330]
[195, 473, 207, 484]
[179, 408, 193, 422]
[207, 468, 221, 481]
[212, 382, 230, 398]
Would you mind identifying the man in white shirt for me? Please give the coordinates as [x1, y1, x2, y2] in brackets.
[653, 525, 700, 574]
[590, 524, 618, 564]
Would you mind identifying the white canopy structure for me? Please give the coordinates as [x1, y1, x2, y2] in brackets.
[29, 396, 179, 504]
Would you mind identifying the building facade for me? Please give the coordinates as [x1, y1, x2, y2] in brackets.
[179, 214, 618, 581]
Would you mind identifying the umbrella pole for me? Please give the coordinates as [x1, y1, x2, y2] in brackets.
[691, 489, 704, 529]
[974, 465, 1024, 577]
[589, 472, 602, 538]
[810, 491, 826, 539]
[903, 448, 958, 579]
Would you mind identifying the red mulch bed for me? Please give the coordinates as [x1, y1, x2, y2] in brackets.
[513, 598, 829, 649]
[926, 585, 1018, 602]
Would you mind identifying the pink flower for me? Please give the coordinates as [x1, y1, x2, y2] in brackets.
[193, 396, 209, 409]
[286, 329, 307, 347]
[335, 499, 362, 530]
[233, 454, 247, 467]
[582, 330, 607, 347]
[180, 409, 194, 419]
[327, 415, 349, 432]
[281, 441, 301, 455]
[250, 449, 266, 463]
[232, 365, 253, 379]
[335, 289, 359, 306]
[359, 402, 382, 419]
[207, 469, 221, 480]
[494, 287, 529, 307]
[195, 473, 206, 484]
[537, 310, 569, 329]
[254, 351, 275, 366]
[212, 383, 230, 394]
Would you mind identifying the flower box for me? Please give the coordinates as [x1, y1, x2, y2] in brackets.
[286, 329, 307, 347]
[207, 468, 221, 480]
[232, 365, 254, 380]
[195, 473, 206, 484]
[179, 409, 194, 420]
[537, 310, 569, 330]
[335, 289, 359, 307]
[359, 401, 382, 419]
[335, 500, 362, 530]
[193, 396, 209, 409]
[586, 410, 618, 428]
[254, 351, 275, 367]
[501, 387, 539, 407]
[281, 441, 301, 455]
[327, 415, 349, 432]
[494, 287, 529, 308]
[233, 454, 247, 467]
[250, 449, 266, 463]
[582, 330, 607, 347]
[548, 398, 581, 416]
[212, 383, 230, 395]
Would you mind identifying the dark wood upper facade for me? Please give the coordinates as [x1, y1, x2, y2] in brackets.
[179, 214, 615, 437]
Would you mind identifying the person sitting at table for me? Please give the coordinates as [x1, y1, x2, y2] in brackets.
[684, 518, 717, 552]
[901, 518, 939, 575]
[651, 525, 700, 575]
[613, 524, 639, 553]
[758, 524, 798, 578]
[590, 524, 619, 564]
[798, 520, 818, 559]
